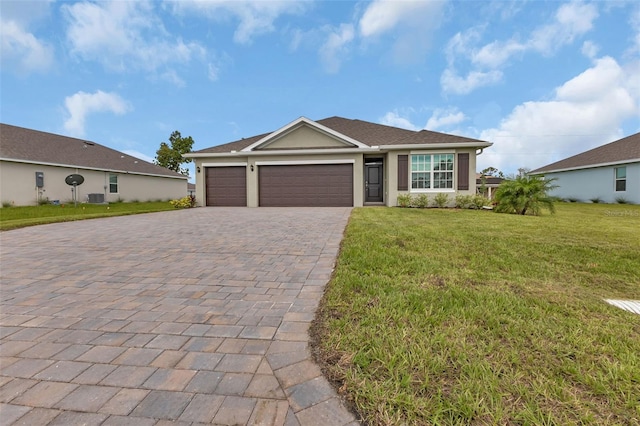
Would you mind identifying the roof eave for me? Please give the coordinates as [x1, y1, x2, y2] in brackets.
[530, 158, 640, 175]
[380, 142, 493, 150]
[186, 147, 381, 158]
[0, 157, 188, 180]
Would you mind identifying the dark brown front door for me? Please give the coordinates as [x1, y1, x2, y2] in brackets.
[205, 166, 247, 206]
[365, 162, 383, 203]
[259, 164, 353, 207]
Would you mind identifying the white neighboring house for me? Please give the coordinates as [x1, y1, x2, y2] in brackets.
[0, 123, 188, 207]
[530, 133, 639, 204]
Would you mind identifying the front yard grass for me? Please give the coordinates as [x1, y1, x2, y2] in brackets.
[311, 203, 640, 425]
[0, 201, 176, 231]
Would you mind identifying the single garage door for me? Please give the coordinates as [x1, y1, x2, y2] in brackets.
[206, 166, 246, 206]
[259, 164, 353, 207]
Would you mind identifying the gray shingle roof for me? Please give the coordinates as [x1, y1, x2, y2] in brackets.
[192, 116, 490, 153]
[0, 123, 186, 179]
[531, 132, 640, 174]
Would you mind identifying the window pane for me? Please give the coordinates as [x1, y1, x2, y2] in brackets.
[109, 174, 118, 193]
[411, 172, 430, 189]
[616, 167, 626, 179]
[616, 180, 626, 191]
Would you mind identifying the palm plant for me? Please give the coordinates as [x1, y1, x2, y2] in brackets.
[494, 175, 558, 215]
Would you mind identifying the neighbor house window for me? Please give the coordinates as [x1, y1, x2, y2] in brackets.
[411, 154, 454, 190]
[615, 167, 626, 192]
[109, 173, 118, 193]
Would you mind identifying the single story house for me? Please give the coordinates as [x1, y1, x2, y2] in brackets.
[530, 132, 639, 204]
[0, 123, 188, 207]
[185, 116, 493, 207]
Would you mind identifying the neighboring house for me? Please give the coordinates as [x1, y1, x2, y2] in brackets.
[187, 183, 196, 196]
[530, 133, 640, 204]
[185, 116, 492, 207]
[0, 123, 188, 207]
[476, 173, 503, 199]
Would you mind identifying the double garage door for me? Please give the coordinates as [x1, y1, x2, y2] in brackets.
[205, 164, 353, 207]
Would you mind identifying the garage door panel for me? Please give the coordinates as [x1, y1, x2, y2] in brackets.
[259, 164, 353, 207]
[206, 167, 246, 206]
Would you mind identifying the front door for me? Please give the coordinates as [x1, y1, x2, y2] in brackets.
[365, 161, 383, 203]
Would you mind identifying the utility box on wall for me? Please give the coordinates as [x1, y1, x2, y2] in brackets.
[35, 172, 44, 188]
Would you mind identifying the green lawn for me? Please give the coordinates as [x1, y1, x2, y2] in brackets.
[311, 203, 640, 425]
[0, 201, 176, 231]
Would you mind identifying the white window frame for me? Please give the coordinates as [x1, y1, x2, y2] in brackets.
[109, 173, 118, 194]
[410, 153, 455, 192]
[614, 166, 626, 192]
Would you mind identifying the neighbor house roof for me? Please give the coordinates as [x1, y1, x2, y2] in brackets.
[531, 132, 640, 174]
[0, 123, 186, 179]
[191, 116, 491, 154]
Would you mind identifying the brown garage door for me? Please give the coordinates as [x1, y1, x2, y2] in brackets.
[259, 164, 353, 207]
[206, 167, 246, 206]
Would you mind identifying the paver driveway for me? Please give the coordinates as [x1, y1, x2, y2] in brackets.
[0, 207, 359, 426]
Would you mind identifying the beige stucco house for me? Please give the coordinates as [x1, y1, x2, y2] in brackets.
[186, 116, 493, 207]
[0, 123, 188, 207]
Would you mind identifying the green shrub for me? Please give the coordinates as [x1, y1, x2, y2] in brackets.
[433, 193, 449, 208]
[472, 195, 490, 209]
[455, 194, 473, 209]
[412, 194, 429, 208]
[170, 196, 195, 209]
[590, 197, 602, 204]
[495, 175, 558, 215]
[2, 201, 14, 208]
[397, 194, 412, 208]
[567, 197, 579, 203]
[615, 197, 629, 204]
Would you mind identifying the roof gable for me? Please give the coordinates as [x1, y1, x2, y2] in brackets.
[531, 132, 640, 174]
[0, 123, 186, 179]
[241, 117, 368, 151]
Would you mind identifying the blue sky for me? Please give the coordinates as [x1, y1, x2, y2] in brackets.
[2, 0, 639, 180]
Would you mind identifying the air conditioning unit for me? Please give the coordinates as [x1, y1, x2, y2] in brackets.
[88, 193, 105, 203]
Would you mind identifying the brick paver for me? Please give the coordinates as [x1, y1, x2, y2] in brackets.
[0, 207, 358, 425]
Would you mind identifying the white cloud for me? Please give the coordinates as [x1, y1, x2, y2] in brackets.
[478, 56, 638, 174]
[441, 2, 599, 95]
[359, 0, 446, 63]
[63, 1, 206, 79]
[426, 108, 466, 130]
[171, 1, 308, 44]
[440, 69, 503, 95]
[0, 19, 54, 74]
[581, 41, 599, 59]
[64, 90, 131, 137]
[529, 2, 598, 55]
[319, 24, 354, 73]
[379, 111, 420, 131]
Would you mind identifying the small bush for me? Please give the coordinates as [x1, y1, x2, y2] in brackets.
[433, 193, 450, 208]
[590, 197, 602, 204]
[615, 197, 629, 204]
[397, 194, 412, 208]
[567, 197, 579, 203]
[170, 196, 195, 209]
[472, 195, 490, 209]
[37, 197, 50, 206]
[2, 201, 14, 208]
[455, 195, 473, 209]
[412, 194, 430, 208]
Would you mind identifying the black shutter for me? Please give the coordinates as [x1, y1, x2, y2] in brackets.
[457, 153, 469, 190]
[398, 155, 408, 191]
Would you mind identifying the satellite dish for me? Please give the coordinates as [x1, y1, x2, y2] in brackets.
[65, 174, 85, 186]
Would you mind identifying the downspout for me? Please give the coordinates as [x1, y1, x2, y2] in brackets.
[476, 148, 484, 156]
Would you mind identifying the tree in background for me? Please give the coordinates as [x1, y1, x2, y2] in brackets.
[155, 131, 194, 176]
[480, 166, 504, 178]
[494, 175, 558, 216]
